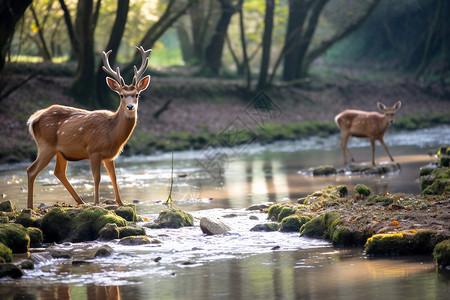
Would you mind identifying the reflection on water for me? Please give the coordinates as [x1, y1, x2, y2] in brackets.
[0, 127, 449, 299]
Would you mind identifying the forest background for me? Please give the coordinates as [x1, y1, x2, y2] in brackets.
[0, 0, 449, 163]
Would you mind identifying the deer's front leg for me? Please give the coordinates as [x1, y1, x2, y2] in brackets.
[89, 154, 102, 205]
[103, 159, 124, 206]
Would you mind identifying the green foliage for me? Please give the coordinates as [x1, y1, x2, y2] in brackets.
[0, 243, 13, 263]
[354, 184, 371, 197]
[434, 239, 450, 269]
[0, 223, 30, 253]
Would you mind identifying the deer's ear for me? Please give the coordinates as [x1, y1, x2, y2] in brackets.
[106, 77, 121, 94]
[137, 75, 151, 92]
[394, 101, 401, 110]
[377, 102, 386, 112]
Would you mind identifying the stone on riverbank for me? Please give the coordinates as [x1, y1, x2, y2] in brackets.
[0, 242, 12, 263]
[0, 263, 23, 279]
[279, 215, 311, 232]
[0, 223, 30, 253]
[0, 200, 14, 212]
[15, 209, 40, 228]
[119, 236, 162, 245]
[40, 207, 74, 243]
[98, 223, 120, 240]
[433, 239, 450, 270]
[200, 217, 231, 235]
[300, 211, 340, 239]
[250, 223, 279, 232]
[364, 230, 443, 256]
[27, 227, 43, 248]
[114, 205, 137, 222]
[118, 225, 146, 238]
[151, 208, 194, 229]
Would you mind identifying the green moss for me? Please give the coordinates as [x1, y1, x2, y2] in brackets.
[277, 206, 298, 222]
[332, 225, 372, 247]
[155, 208, 194, 228]
[267, 204, 283, 221]
[118, 225, 146, 238]
[312, 165, 337, 176]
[365, 230, 441, 256]
[419, 167, 434, 177]
[98, 223, 120, 240]
[279, 215, 311, 232]
[0, 242, 13, 263]
[250, 223, 279, 232]
[0, 223, 30, 253]
[434, 239, 450, 269]
[71, 207, 126, 242]
[15, 209, 40, 228]
[40, 208, 73, 243]
[114, 205, 136, 222]
[0, 200, 14, 212]
[368, 195, 395, 206]
[27, 227, 43, 248]
[300, 211, 340, 239]
[354, 184, 371, 197]
[0, 216, 8, 223]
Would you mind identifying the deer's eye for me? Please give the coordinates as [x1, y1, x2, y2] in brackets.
[120, 94, 124, 98]
[135, 94, 139, 98]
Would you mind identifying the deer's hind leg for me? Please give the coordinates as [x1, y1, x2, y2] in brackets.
[27, 150, 56, 208]
[54, 152, 84, 205]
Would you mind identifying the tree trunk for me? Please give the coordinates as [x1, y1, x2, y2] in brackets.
[175, 21, 194, 64]
[203, 0, 239, 75]
[70, 0, 98, 107]
[282, 0, 311, 81]
[256, 0, 274, 91]
[96, 0, 130, 109]
[190, 0, 214, 63]
[238, 0, 250, 90]
[30, 4, 53, 62]
[58, 0, 79, 60]
[0, 0, 32, 72]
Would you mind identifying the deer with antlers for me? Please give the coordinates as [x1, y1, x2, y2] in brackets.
[334, 101, 401, 166]
[26, 46, 151, 209]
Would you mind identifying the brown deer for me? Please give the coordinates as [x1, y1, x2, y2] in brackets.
[334, 101, 401, 166]
[26, 46, 151, 209]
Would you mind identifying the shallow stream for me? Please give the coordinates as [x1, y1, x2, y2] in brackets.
[0, 126, 449, 299]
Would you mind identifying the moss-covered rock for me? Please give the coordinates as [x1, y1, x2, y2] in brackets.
[331, 225, 371, 247]
[0, 223, 30, 253]
[312, 165, 337, 176]
[420, 166, 450, 195]
[98, 223, 120, 240]
[154, 208, 194, 228]
[118, 236, 161, 246]
[300, 211, 340, 239]
[279, 215, 311, 232]
[0, 263, 23, 279]
[433, 239, 450, 269]
[250, 223, 279, 232]
[277, 206, 298, 222]
[118, 225, 146, 238]
[114, 205, 137, 222]
[27, 227, 43, 248]
[15, 209, 40, 228]
[0, 216, 8, 223]
[365, 230, 442, 256]
[40, 208, 73, 243]
[0, 242, 12, 263]
[267, 204, 283, 221]
[70, 207, 126, 242]
[354, 184, 371, 197]
[0, 200, 14, 212]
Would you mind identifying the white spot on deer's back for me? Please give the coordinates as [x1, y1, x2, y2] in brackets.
[79, 127, 83, 131]
[61, 132, 65, 135]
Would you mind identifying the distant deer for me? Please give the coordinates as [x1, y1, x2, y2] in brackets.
[26, 46, 151, 209]
[334, 101, 401, 166]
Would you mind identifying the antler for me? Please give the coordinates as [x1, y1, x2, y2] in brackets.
[133, 46, 152, 85]
[102, 50, 125, 86]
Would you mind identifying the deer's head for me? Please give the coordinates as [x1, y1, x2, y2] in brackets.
[378, 101, 401, 124]
[102, 46, 151, 118]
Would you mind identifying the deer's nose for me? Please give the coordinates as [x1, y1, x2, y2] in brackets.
[126, 104, 134, 111]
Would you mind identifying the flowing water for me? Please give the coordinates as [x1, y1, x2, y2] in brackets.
[0, 126, 449, 299]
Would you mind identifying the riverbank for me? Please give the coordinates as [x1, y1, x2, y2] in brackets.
[1, 67, 450, 163]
